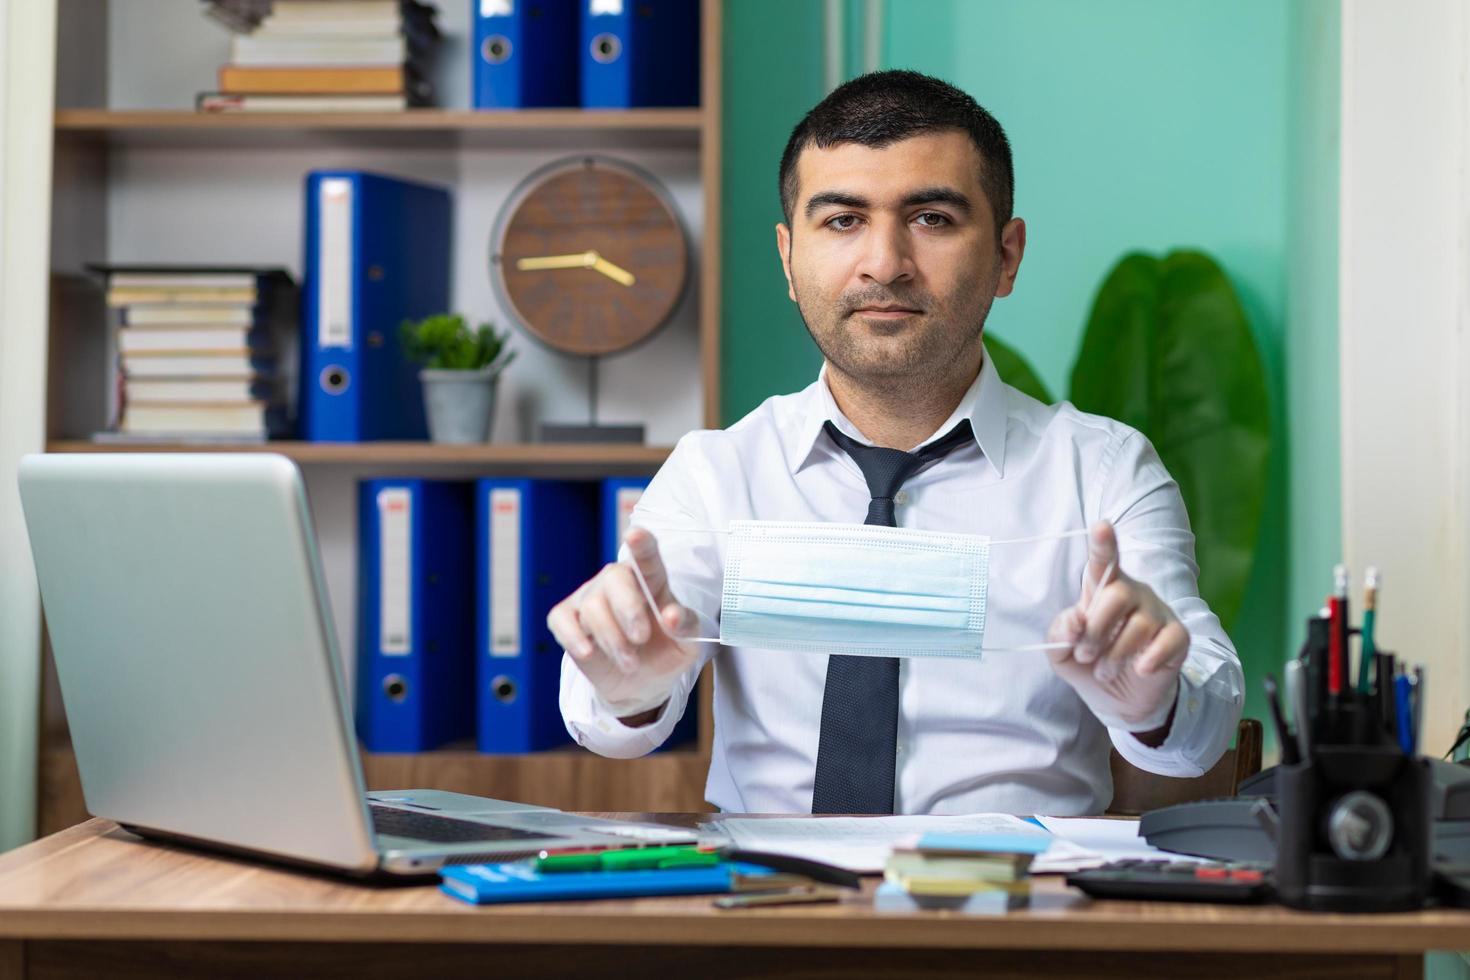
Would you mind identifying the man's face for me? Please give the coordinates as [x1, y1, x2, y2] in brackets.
[776, 130, 1025, 389]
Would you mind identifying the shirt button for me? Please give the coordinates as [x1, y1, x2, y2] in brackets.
[896, 742, 907, 756]
[1188, 697, 1200, 713]
[895, 491, 910, 506]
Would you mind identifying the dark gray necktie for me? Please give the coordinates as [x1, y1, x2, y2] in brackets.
[811, 417, 976, 814]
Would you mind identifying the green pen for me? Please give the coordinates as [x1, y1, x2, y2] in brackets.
[1357, 567, 1379, 694]
[535, 845, 719, 873]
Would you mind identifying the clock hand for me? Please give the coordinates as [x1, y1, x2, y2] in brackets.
[515, 251, 598, 272]
[591, 256, 636, 287]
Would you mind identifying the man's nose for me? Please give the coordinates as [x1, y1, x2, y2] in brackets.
[853, 217, 916, 286]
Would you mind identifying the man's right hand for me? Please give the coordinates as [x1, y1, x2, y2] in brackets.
[546, 527, 701, 725]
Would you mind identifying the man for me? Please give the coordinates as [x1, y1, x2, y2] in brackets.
[549, 69, 1242, 815]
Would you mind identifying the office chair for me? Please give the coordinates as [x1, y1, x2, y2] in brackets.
[1106, 718, 1263, 816]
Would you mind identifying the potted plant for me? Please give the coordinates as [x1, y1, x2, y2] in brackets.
[400, 313, 517, 444]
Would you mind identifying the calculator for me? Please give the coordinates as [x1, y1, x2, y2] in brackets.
[1066, 859, 1274, 904]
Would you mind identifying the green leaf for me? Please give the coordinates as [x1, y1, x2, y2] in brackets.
[985, 333, 1052, 404]
[1068, 250, 1270, 630]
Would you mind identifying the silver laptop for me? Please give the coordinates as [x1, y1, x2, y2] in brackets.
[18, 452, 692, 878]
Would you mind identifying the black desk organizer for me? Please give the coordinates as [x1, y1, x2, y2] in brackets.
[1271, 609, 1432, 912]
[1274, 744, 1430, 911]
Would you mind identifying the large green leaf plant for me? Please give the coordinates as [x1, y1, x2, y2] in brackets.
[986, 250, 1270, 631]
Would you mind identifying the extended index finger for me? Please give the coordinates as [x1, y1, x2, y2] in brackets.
[1081, 521, 1123, 607]
[624, 527, 674, 606]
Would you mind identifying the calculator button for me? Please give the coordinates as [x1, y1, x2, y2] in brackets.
[1194, 867, 1229, 880]
[1228, 869, 1264, 882]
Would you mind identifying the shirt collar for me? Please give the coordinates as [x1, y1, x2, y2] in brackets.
[786, 342, 1009, 477]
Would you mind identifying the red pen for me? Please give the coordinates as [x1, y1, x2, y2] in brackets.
[1328, 564, 1349, 697]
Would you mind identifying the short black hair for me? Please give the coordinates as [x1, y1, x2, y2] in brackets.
[778, 69, 1014, 239]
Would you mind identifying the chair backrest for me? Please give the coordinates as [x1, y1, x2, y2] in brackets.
[1106, 718, 1263, 816]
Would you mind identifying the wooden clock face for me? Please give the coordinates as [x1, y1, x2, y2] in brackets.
[493, 158, 688, 357]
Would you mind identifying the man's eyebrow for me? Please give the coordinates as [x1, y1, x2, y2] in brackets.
[803, 191, 870, 219]
[900, 187, 972, 213]
[802, 187, 973, 220]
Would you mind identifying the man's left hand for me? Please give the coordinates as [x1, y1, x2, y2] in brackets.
[1045, 521, 1189, 740]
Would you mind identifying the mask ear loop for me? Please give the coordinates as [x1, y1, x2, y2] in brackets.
[622, 526, 1233, 661]
[625, 555, 724, 647]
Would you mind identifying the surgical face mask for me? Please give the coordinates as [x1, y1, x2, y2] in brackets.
[630, 520, 1088, 659]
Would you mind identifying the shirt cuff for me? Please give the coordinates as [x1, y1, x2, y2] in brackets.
[558, 652, 690, 759]
[1109, 666, 1230, 777]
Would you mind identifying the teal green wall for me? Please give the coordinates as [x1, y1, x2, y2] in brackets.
[1286, 2, 1343, 662]
[720, 0, 825, 421]
[721, 0, 1342, 741]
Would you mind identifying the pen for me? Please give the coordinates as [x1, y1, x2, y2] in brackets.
[1328, 564, 1349, 698]
[714, 886, 845, 909]
[535, 845, 719, 873]
[1305, 613, 1330, 739]
[719, 849, 863, 890]
[1357, 567, 1379, 694]
[1285, 657, 1311, 760]
[1264, 674, 1300, 765]
[536, 843, 658, 859]
[1395, 667, 1414, 755]
[1413, 665, 1425, 756]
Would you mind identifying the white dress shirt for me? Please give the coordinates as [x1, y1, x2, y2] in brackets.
[559, 346, 1244, 815]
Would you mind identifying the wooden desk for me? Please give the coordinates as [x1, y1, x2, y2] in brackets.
[0, 817, 1463, 980]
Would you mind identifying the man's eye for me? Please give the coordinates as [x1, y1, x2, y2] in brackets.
[915, 212, 950, 228]
[826, 214, 861, 231]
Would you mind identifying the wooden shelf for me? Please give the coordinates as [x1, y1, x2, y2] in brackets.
[44, 440, 673, 471]
[53, 108, 708, 150]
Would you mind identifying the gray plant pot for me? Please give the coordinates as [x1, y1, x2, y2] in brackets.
[420, 368, 499, 444]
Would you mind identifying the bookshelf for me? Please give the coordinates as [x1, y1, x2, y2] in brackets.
[45, 439, 675, 469]
[38, 0, 724, 834]
[53, 108, 705, 150]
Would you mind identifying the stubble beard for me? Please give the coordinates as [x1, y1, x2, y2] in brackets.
[791, 271, 997, 399]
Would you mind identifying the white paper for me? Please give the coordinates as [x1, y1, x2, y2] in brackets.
[1028, 816, 1208, 874]
[704, 813, 1048, 873]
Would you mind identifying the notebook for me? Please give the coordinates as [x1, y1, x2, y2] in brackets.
[439, 861, 778, 905]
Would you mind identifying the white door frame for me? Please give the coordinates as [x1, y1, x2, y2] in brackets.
[1339, 0, 1470, 756]
[0, 0, 57, 850]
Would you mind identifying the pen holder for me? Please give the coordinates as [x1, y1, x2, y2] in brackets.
[1274, 744, 1430, 912]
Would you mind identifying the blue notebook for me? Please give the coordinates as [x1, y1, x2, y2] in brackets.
[440, 861, 776, 905]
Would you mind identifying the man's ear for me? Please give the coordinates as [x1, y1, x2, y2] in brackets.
[775, 222, 797, 302]
[993, 217, 1026, 299]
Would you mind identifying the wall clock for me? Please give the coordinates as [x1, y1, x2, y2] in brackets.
[490, 155, 689, 441]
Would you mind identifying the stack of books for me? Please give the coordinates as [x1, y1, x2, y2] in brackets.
[199, 0, 440, 113]
[89, 265, 297, 442]
[875, 832, 1048, 913]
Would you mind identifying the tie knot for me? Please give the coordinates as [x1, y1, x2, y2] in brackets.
[823, 419, 975, 521]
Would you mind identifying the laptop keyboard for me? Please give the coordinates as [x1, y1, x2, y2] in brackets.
[369, 804, 558, 844]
